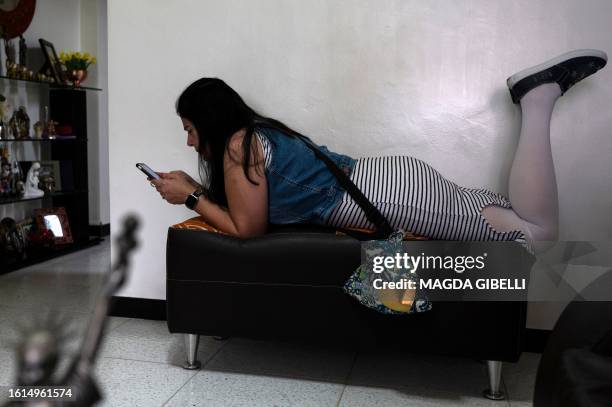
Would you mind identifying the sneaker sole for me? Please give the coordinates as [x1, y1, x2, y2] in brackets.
[507, 49, 608, 90]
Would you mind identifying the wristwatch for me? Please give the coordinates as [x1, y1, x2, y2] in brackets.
[184, 189, 203, 210]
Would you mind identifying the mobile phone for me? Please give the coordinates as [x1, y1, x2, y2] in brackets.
[136, 163, 161, 180]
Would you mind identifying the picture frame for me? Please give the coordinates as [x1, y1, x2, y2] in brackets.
[34, 207, 73, 244]
[38, 38, 65, 83]
[39, 160, 62, 192]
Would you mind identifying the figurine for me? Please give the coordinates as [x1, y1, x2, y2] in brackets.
[41, 175, 56, 193]
[8, 106, 30, 139]
[0, 159, 11, 196]
[46, 120, 58, 139]
[14, 180, 24, 197]
[4, 37, 14, 66]
[0, 94, 6, 140]
[11, 161, 23, 196]
[0, 147, 13, 196]
[0, 217, 26, 260]
[18, 35, 27, 67]
[23, 162, 44, 198]
[33, 121, 44, 139]
[0, 25, 3, 75]
[0, 217, 25, 256]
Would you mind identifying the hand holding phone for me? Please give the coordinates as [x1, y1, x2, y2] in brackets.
[136, 163, 161, 180]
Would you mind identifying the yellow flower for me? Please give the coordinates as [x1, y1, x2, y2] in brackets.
[75, 51, 82, 59]
[83, 52, 91, 60]
[91, 57, 97, 65]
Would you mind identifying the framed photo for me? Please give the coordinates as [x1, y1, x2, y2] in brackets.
[39, 160, 62, 192]
[34, 207, 73, 245]
[38, 38, 65, 83]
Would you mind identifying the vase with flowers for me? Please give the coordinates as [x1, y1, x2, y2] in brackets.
[59, 51, 97, 87]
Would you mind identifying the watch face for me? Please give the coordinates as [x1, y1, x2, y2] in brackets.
[185, 194, 198, 209]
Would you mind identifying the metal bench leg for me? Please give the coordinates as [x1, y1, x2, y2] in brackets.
[183, 334, 201, 370]
[483, 360, 505, 400]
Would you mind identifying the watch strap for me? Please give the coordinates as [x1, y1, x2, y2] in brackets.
[185, 189, 203, 209]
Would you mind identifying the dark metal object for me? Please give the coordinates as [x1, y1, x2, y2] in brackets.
[18, 35, 26, 66]
[2, 214, 140, 406]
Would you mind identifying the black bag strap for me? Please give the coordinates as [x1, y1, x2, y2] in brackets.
[294, 134, 394, 239]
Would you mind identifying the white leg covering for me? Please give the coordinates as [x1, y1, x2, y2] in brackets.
[483, 83, 561, 246]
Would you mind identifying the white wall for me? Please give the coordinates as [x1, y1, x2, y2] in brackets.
[81, 0, 110, 225]
[108, 0, 612, 328]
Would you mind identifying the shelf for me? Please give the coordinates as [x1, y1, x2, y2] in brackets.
[0, 190, 87, 205]
[0, 75, 102, 91]
[0, 195, 45, 204]
[52, 190, 88, 197]
[0, 137, 87, 142]
[0, 237, 103, 275]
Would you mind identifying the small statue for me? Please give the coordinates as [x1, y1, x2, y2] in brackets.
[11, 160, 23, 195]
[14, 180, 24, 197]
[41, 175, 56, 193]
[8, 106, 30, 139]
[33, 121, 44, 139]
[4, 37, 14, 66]
[24, 162, 44, 198]
[0, 217, 26, 260]
[46, 120, 58, 139]
[0, 159, 11, 196]
[0, 147, 14, 197]
[18, 35, 27, 67]
[0, 93, 6, 116]
[0, 93, 6, 140]
[8, 113, 17, 140]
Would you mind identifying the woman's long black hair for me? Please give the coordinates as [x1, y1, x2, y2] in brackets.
[176, 78, 308, 207]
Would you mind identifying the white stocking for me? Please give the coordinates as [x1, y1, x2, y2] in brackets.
[482, 83, 562, 246]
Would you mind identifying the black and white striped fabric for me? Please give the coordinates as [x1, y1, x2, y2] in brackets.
[256, 132, 273, 169]
[256, 133, 526, 244]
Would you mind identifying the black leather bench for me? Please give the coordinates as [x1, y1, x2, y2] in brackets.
[166, 224, 529, 400]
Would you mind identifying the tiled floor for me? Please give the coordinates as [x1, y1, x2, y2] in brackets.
[0, 240, 539, 406]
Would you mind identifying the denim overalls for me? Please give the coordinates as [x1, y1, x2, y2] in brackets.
[257, 127, 356, 225]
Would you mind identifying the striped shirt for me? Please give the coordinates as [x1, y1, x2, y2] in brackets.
[256, 133, 526, 244]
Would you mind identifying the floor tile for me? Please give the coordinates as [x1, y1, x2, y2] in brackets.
[1, 268, 106, 288]
[94, 357, 196, 407]
[206, 337, 355, 382]
[348, 349, 493, 397]
[339, 385, 510, 407]
[0, 278, 100, 312]
[504, 352, 540, 406]
[164, 370, 344, 407]
[98, 318, 226, 366]
[0, 347, 17, 386]
[106, 316, 132, 332]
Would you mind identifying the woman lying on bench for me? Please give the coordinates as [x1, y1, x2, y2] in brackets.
[150, 50, 607, 255]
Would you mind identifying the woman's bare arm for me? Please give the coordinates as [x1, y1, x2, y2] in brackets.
[192, 131, 268, 238]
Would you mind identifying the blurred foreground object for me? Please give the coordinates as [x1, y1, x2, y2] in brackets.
[2, 214, 140, 407]
[534, 271, 612, 407]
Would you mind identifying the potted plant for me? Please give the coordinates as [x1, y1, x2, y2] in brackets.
[59, 51, 97, 87]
